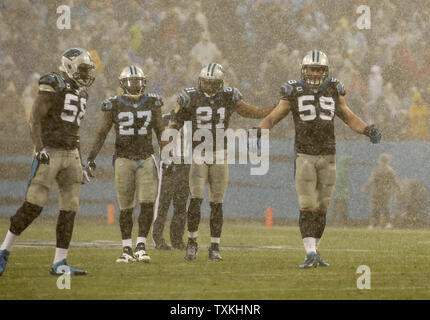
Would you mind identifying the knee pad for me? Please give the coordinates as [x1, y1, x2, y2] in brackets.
[10, 201, 43, 235]
[298, 195, 317, 211]
[56, 211, 77, 249]
[119, 208, 134, 240]
[210, 202, 223, 238]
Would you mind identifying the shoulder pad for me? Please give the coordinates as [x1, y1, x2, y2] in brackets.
[147, 93, 164, 107]
[330, 78, 346, 96]
[101, 96, 118, 111]
[280, 82, 296, 99]
[177, 88, 195, 109]
[224, 87, 242, 103]
[38, 73, 65, 93]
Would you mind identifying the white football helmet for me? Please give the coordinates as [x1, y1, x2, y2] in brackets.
[301, 50, 329, 88]
[119, 65, 146, 97]
[198, 62, 225, 97]
[59, 48, 95, 87]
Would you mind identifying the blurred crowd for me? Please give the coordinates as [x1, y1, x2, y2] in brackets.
[1, 0, 430, 141]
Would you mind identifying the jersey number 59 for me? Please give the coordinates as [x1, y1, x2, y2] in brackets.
[298, 95, 335, 121]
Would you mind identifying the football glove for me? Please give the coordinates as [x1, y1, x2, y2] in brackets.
[36, 148, 50, 165]
[248, 127, 262, 155]
[82, 160, 96, 184]
[364, 125, 382, 144]
[160, 161, 174, 175]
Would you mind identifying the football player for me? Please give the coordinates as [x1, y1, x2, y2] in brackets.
[169, 62, 275, 261]
[152, 111, 190, 250]
[85, 65, 164, 263]
[0, 48, 96, 276]
[255, 50, 382, 268]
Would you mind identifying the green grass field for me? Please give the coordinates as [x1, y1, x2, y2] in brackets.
[1, 217, 429, 300]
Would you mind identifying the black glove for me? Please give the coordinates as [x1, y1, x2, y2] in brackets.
[82, 160, 96, 184]
[161, 161, 174, 175]
[86, 160, 96, 177]
[36, 148, 50, 165]
[364, 125, 382, 144]
[248, 127, 262, 154]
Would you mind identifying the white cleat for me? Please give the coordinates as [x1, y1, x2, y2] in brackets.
[116, 246, 136, 263]
[135, 243, 150, 263]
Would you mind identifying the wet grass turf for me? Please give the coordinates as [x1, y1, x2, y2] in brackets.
[1, 217, 429, 299]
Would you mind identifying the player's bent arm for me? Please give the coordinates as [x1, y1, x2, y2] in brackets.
[337, 96, 367, 134]
[258, 99, 291, 129]
[87, 111, 114, 162]
[29, 94, 54, 152]
[235, 100, 275, 119]
[169, 102, 186, 131]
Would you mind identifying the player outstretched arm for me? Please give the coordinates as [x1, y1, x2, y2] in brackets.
[337, 95, 382, 143]
[235, 100, 275, 119]
[258, 99, 291, 129]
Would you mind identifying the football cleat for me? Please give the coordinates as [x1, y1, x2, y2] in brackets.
[116, 246, 136, 263]
[154, 239, 172, 250]
[316, 251, 330, 267]
[0, 249, 10, 276]
[208, 249, 223, 261]
[299, 251, 319, 269]
[50, 259, 87, 276]
[184, 241, 198, 261]
[134, 243, 150, 263]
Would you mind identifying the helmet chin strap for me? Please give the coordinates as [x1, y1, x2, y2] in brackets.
[203, 92, 217, 98]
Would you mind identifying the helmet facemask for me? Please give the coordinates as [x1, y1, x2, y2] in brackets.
[73, 63, 96, 87]
[300, 50, 330, 88]
[199, 78, 223, 97]
[119, 65, 147, 98]
[301, 65, 328, 88]
[120, 77, 146, 96]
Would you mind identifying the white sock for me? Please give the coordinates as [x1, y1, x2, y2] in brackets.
[53, 248, 68, 264]
[188, 231, 198, 239]
[210, 237, 220, 244]
[1, 230, 19, 251]
[303, 237, 317, 254]
[136, 237, 146, 245]
[122, 239, 132, 248]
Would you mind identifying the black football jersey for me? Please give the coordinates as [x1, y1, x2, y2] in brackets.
[38, 72, 88, 150]
[173, 87, 242, 150]
[280, 78, 346, 155]
[102, 93, 163, 159]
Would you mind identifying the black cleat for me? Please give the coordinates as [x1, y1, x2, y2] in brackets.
[208, 248, 223, 261]
[184, 241, 198, 261]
